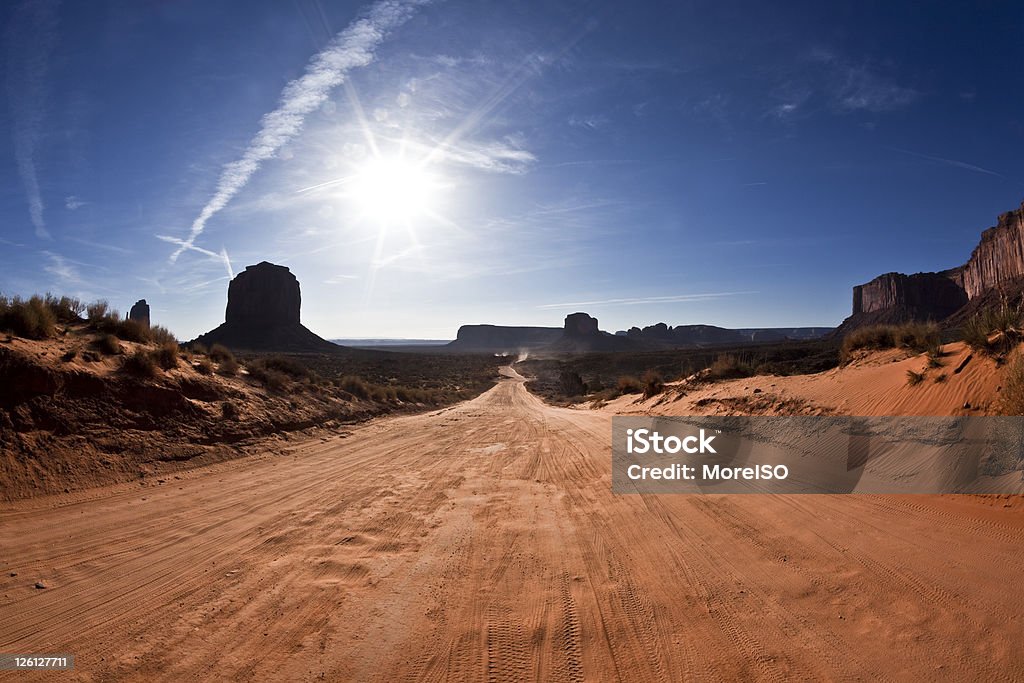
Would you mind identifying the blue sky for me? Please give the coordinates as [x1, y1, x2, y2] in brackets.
[1, 0, 1022, 339]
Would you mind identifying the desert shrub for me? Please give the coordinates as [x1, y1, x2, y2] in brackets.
[190, 342, 209, 356]
[906, 369, 925, 386]
[706, 354, 754, 380]
[122, 349, 158, 377]
[934, 373, 947, 384]
[194, 357, 214, 375]
[44, 294, 85, 323]
[842, 323, 940, 361]
[559, 370, 586, 397]
[249, 356, 314, 382]
[95, 333, 122, 355]
[217, 356, 240, 376]
[209, 343, 234, 362]
[61, 348, 78, 362]
[0, 295, 57, 339]
[150, 325, 177, 345]
[641, 370, 664, 398]
[86, 300, 110, 322]
[221, 401, 238, 419]
[616, 376, 644, 395]
[338, 375, 371, 399]
[961, 302, 1022, 355]
[247, 363, 289, 391]
[998, 352, 1024, 415]
[110, 318, 149, 343]
[926, 346, 944, 368]
[153, 341, 179, 370]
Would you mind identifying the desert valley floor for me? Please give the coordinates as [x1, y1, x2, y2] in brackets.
[2, 367, 1023, 681]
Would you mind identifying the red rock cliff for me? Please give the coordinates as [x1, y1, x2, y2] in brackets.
[959, 202, 1024, 299]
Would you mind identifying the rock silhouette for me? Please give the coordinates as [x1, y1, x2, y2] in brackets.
[128, 299, 150, 328]
[191, 262, 339, 352]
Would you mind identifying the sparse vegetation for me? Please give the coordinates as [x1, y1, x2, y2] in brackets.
[194, 357, 214, 375]
[150, 325, 177, 345]
[706, 354, 755, 380]
[906, 369, 925, 386]
[961, 301, 1022, 356]
[998, 351, 1024, 415]
[153, 341, 180, 370]
[217, 356, 240, 376]
[122, 349, 159, 378]
[0, 295, 57, 339]
[95, 333, 122, 356]
[841, 322, 941, 362]
[934, 373, 947, 383]
[641, 369, 664, 398]
[616, 376, 643, 395]
[209, 343, 234, 362]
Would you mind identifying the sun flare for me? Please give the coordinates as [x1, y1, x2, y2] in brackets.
[349, 156, 440, 223]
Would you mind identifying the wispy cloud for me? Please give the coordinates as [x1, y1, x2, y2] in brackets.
[42, 251, 79, 283]
[168, 0, 427, 263]
[568, 113, 609, 130]
[157, 235, 234, 277]
[64, 195, 87, 210]
[4, 0, 60, 240]
[537, 292, 756, 310]
[890, 147, 1004, 178]
[834, 65, 918, 112]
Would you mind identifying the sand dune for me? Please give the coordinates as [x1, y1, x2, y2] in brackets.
[2, 366, 1023, 680]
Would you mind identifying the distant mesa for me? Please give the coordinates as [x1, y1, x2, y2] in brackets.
[447, 324, 562, 352]
[191, 262, 340, 352]
[838, 200, 1024, 333]
[128, 299, 150, 328]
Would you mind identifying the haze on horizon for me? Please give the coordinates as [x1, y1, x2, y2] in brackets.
[1, 0, 1022, 340]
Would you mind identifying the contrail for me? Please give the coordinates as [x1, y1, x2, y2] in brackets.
[170, 0, 426, 263]
[5, 0, 60, 241]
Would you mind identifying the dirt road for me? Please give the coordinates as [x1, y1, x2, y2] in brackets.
[2, 368, 1023, 681]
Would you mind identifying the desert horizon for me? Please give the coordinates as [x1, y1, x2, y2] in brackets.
[3, 1, 1024, 681]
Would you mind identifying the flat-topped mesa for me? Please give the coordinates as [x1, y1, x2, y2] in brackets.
[563, 312, 599, 337]
[842, 200, 1024, 332]
[127, 299, 150, 328]
[225, 262, 301, 327]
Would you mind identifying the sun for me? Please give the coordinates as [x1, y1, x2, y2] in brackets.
[349, 156, 440, 223]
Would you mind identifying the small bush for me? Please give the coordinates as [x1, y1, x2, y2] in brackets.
[934, 373, 947, 384]
[641, 370, 664, 398]
[95, 333, 122, 356]
[706, 354, 754, 381]
[616, 376, 644, 395]
[44, 294, 85, 323]
[194, 357, 214, 375]
[190, 342, 209, 356]
[221, 401, 238, 419]
[217, 356, 240, 376]
[999, 352, 1024, 415]
[153, 341, 179, 370]
[338, 375, 371, 399]
[906, 369, 925, 386]
[123, 349, 158, 377]
[86, 300, 110, 322]
[209, 343, 234, 362]
[961, 302, 1022, 355]
[150, 325, 177, 345]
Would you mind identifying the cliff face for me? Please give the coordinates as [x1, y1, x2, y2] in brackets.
[852, 271, 967, 319]
[960, 204, 1024, 299]
[843, 201, 1024, 331]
